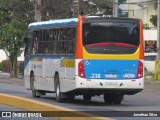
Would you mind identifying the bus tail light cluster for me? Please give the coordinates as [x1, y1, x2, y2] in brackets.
[136, 61, 143, 79]
[78, 60, 85, 78]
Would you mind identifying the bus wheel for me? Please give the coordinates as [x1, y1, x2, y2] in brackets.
[55, 76, 62, 102]
[112, 94, 124, 104]
[83, 94, 92, 103]
[104, 94, 112, 104]
[30, 74, 40, 98]
[104, 94, 123, 104]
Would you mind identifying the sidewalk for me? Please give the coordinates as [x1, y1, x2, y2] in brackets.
[145, 75, 160, 84]
[0, 72, 24, 86]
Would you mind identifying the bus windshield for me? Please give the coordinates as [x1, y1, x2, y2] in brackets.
[83, 21, 140, 54]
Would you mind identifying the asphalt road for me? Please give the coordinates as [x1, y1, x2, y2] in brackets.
[0, 73, 160, 119]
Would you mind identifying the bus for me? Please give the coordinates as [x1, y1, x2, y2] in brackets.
[24, 16, 144, 104]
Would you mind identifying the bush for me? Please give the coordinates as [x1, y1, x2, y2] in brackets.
[1, 60, 11, 73]
[145, 70, 154, 77]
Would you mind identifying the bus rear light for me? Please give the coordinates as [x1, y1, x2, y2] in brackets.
[136, 61, 143, 79]
[78, 60, 86, 78]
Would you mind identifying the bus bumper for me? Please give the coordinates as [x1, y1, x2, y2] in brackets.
[75, 76, 144, 95]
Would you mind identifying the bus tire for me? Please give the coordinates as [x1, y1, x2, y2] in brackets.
[83, 94, 92, 103]
[104, 94, 112, 104]
[104, 94, 123, 104]
[114, 94, 124, 104]
[30, 74, 40, 98]
[55, 75, 62, 102]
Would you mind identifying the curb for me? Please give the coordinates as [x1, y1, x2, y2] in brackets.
[0, 93, 111, 120]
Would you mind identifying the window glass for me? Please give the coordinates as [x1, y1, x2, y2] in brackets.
[66, 27, 76, 54]
[33, 30, 39, 54]
[83, 21, 140, 54]
[31, 26, 76, 55]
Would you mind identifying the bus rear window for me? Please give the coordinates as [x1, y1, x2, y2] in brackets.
[83, 21, 140, 54]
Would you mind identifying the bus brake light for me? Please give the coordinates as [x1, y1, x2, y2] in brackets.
[136, 61, 143, 79]
[78, 60, 85, 78]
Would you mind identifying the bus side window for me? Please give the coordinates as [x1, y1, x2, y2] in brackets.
[38, 30, 47, 54]
[32, 30, 39, 54]
[24, 30, 32, 56]
[66, 27, 76, 54]
[47, 29, 54, 54]
[24, 38, 32, 56]
[55, 29, 60, 54]
[45, 29, 50, 54]
[59, 28, 67, 54]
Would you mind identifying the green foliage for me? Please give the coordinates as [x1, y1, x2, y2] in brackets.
[143, 23, 151, 30]
[0, 17, 26, 77]
[150, 15, 157, 27]
[145, 71, 154, 77]
[0, 0, 35, 23]
[0, 17, 26, 58]
[1, 60, 11, 73]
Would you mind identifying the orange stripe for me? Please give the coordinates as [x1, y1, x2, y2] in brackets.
[75, 16, 84, 59]
[139, 20, 144, 59]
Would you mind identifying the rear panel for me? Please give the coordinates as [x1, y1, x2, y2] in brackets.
[75, 16, 144, 93]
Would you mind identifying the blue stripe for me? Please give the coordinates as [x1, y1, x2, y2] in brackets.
[28, 18, 77, 29]
[84, 60, 139, 80]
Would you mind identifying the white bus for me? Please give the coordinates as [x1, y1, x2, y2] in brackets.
[24, 16, 144, 104]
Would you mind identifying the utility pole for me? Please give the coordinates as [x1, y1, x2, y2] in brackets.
[158, 0, 160, 59]
[72, 0, 79, 17]
[35, 0, 41, 22]
[113, 0, 118, 17]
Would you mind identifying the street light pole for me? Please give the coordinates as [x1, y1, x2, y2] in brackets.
[73, 0, 79, 17]
[35, 0, 41, 22]
[158, 0, 160, 59]
[113, 0, 118, 17]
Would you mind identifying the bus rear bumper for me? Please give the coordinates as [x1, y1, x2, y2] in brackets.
[74, 88, 143, 95]
[75, 76, 144, 95]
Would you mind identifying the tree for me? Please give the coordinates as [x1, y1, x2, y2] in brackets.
[0, 17, 26, 78]
[150, 1, 157, 27]
[0, 0, 35, 23]
[150, 15, 157, 27]
[0, 0, 35, 78]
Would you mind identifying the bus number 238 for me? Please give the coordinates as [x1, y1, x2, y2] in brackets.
[90, 73, 101, 79]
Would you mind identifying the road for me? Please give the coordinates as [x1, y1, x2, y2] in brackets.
[0, 73, 160, 119]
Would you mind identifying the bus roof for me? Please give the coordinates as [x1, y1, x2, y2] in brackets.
[28, 18, 78, 29]
[28, 16, 140, 29]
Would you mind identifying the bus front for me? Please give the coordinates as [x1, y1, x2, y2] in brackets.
[75, 16, 144, 103]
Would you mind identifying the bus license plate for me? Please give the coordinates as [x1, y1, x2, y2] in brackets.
[105, 74, 117, 78]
